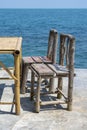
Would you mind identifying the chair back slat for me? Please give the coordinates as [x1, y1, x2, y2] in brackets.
[59, 34, 75, 69]
[59, 35, 66, 66]
[65, 38, 69, 67]
[47, 29, 58, 64]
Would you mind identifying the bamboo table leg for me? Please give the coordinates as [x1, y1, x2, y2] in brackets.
[14, 53, 20, 115]
[36, 76, 41, 113]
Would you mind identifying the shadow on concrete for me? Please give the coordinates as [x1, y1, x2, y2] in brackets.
[20, 96, 35, 112]
[0, 83, 15, 114]
[0, 83, 5, 100]
[0, 82, 66, 114]
[20, 82, 66, 113]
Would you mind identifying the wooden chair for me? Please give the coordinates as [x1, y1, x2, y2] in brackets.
[30, 33, 75, 112]
[21, 29, 58, 93]
[48, 33, 75, 111]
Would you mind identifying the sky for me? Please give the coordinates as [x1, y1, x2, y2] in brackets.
[0, 0, 87, 9]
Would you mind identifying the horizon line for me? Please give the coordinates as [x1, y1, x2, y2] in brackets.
[0, 8, 87, 9]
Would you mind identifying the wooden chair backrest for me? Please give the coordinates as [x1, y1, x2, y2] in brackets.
[59, 34, 75, 70]
[47, 29, 58, 64]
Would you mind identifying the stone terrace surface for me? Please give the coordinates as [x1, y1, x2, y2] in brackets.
[0, 69, 87, 130]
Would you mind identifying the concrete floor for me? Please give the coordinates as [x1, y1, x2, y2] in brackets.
[0, 69, 87, 130]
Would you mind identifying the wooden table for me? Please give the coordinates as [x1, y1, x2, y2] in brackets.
[0, 37, 22, 115]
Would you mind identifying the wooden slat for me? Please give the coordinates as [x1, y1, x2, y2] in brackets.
[40, 89, 67, 100]
[40, 101, 66, 105]
[48, 64, 69, 76]
[60, 33, 75, 40]
[32, 56, 43, 63]
[23, 57, 35, 64]
[31, 64, 54, 76]
[40, 56, 52, 63]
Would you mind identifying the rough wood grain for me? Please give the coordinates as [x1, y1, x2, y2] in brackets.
[31, 64, 54, 76]
[32, 56, 43, 63]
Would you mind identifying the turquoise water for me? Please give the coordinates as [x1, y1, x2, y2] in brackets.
[0, 9, 87, 68]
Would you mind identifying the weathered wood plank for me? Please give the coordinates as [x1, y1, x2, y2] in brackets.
[40, 101, 66, 105]
[40, 56, 52, 63]
[32, 56, 43, 63]
[23, 57, 35, 64]
[31, 64, 54, 76]
[48, 64, 69, 76]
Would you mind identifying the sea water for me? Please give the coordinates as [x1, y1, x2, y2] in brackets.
[0, 9, 87, 68]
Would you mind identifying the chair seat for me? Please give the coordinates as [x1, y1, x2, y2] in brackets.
[31, 63, 54, 76]
[40, 56, 52, 63]
[48, 64, 69, 76]
[23, 57, 35, 64]
[23, 56, 52, 65]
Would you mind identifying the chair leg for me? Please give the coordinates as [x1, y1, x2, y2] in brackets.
[20, 63, 28, 94]
[67, 76, 73, 111]
[36, 76, 41, 113]
[30, 71, 35, 100]
[49, 78, 54, 92]
[57, 77, 63, 99]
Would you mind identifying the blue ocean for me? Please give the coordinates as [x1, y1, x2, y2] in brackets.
[0, 9, 87, 68]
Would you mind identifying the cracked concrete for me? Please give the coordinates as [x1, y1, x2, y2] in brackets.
[0, 69, 87, 130]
